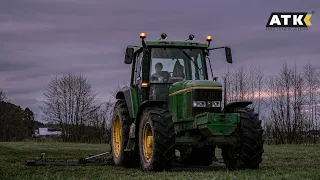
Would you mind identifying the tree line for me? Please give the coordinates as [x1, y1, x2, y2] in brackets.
[39, 74, 120, 143]
[0, 74, 124, 143]
[0, 90, 43, 141]
[1, 61, 319, 144]
[221, 62, 320, 144]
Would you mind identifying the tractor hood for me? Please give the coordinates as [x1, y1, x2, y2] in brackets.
[169, 80, 222, 94]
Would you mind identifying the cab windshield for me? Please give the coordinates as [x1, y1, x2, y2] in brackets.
[150, 47, 206, 83]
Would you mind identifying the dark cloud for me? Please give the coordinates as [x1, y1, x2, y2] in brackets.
[0, 0, 319, 120]
[4, 85, 43, 96]
[0, 59, 43, 72]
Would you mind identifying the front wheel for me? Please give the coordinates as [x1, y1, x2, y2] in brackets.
[138, 107, 175, 171]
[110, 100, 138, 167]
[222, 107, 264, 170]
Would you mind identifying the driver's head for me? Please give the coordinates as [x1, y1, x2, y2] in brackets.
[155, 62, 163, 73]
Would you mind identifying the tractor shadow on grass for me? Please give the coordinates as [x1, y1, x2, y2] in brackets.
[168, 159, 228, 172]
[171, 165, 226, 172]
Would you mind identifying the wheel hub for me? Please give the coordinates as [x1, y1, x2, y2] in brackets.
[112, 116, 121, 157]
[143, 123, 153, 162]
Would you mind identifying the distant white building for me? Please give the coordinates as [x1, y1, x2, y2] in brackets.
[34, 128, 62, 137]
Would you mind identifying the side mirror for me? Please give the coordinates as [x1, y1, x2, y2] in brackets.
[124, 47, 134, 64]
[225, 47, 232, 63]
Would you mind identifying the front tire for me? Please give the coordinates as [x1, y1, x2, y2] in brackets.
[222, 107, 264, 170]
[110, 100, 137, 167]
[138, 107, 175, 171]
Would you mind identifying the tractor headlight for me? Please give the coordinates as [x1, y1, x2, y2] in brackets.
[193, 101, 221, 107]
[211, 101, 221, 107]
[193, 101, 206, 107]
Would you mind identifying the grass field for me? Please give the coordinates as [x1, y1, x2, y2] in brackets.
[0, 142, 320, 180]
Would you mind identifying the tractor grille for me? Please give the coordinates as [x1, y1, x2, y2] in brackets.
[192, 89, 222, 116]
[193, 89, 222, 101]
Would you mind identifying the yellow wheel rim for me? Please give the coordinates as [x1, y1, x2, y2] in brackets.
[112, 115, 121, 157]
[143, 123, 153, 162]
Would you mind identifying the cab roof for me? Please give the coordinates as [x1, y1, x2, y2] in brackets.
[145, 40, 208, 48]
[131, 40, 209, 53]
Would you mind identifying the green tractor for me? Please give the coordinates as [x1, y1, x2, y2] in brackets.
[110, 32, 264, 171]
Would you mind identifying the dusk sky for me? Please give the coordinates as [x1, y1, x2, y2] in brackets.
[0, 0, 319, 120]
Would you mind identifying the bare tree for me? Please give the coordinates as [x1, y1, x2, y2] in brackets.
[281, 63, 293, 142]
[221, 65, 265, 113]
[247, 66, 265, 114]
[88, 100, 114, 142]
[220, 62, 320, 145]
[40, 73, 98, 142]
[234, 65, 249, 101]
[0, 89, 7, 101]
[265, 75, 284, 144]
[303, 62, 319, 144]
[292, 63, 305, 143]
[221, 67, 246, 103]
[264, 63, 310, 144]
[221, 69, 231, 107]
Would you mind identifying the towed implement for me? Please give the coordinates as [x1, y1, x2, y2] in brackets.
[111, 32, 264, 171]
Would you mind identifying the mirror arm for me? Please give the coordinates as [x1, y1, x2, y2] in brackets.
[142, 39, 146, 47]
[128, 45, 141, 48]
[206, 57, 214, 81]
[207, 46, 226, 51]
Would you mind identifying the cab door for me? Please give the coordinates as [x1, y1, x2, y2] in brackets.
[130, 51, 143, 117]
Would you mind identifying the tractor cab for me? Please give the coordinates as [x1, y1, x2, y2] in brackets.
[149, 46, 206, 83]
[124, 32, 232, 104]
[148, 45, 207, 100]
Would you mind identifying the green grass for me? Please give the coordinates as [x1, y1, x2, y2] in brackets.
[0, 142, 320, 180]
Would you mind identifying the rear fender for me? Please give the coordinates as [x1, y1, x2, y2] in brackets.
[115, 86, 133, 118]
[222, 101, 252, 113]
[136, 100, 167, 121]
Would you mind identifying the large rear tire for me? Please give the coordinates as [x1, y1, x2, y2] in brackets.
[221, 107, 264, 170]
[138, 107, 175, 171]
[110, 100, 138, 167]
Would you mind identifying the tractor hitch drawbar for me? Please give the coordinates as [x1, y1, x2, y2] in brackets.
[25, 151, 225, 167]
[25, 151, 112, 166]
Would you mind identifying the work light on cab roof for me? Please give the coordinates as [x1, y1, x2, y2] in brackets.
[131, 32, 231, 64]
[160, 33, 167, 40]
[206, 35, 212, 46]
[140, 32, 146, 39]
[138, 32, 213, 46]
[188, 34, 195, 41]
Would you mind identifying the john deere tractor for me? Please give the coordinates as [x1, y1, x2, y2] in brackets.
[110, 32, 264, 171]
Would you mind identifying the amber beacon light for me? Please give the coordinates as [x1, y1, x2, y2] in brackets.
[206, 35, 212, 47]
[206, 36, 212, 41]
[140, 32, 147, 39]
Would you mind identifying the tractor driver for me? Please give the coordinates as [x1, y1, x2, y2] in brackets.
[150, 62, 171, 83]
